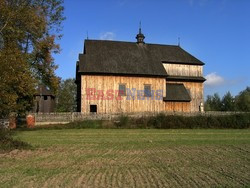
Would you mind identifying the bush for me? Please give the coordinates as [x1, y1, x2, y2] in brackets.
[17, 113, 250, 130]
[115, 115, 129, 128]
[142, 113, 250, 129]
[0, 129, 31, 152]
[147, 113, 166, 128]
[131, 117, 148, 128]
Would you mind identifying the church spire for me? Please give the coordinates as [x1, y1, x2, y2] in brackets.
[136, 21, 145, 44]
[139, 21, 142, 34]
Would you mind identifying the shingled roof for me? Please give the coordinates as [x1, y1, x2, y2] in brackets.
[164, 83, 191, 102]
[35, 85, 54, 96]
[77, 39, 204, 77]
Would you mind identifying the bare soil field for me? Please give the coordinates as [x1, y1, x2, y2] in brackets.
[0, 129, 249, 187]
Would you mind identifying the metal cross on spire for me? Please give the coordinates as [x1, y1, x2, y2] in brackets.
[139, 21, 142, 34]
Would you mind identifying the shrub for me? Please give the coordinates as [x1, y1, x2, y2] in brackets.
[17, 113, 250, 130]
[115, 115, 129, 128]
[131, 117, 148, 128]
[0, 129, 31, 152]
[144, 113, 250, 129]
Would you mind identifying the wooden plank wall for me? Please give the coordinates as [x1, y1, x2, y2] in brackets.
[164, 102, 191, 112]
[81, 75, 203, 114]
[163, 63, 204, 112]
[166, 81, 203, 112]
[163, 64, 203, 77]
[81, 75, 166, 114]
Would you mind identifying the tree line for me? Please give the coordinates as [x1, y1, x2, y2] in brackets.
[205, 87, 250, 112]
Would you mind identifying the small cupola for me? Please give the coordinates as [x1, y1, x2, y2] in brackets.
[136, 22, 145, 44]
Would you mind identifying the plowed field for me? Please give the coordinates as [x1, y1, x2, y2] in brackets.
[0, 129, 249, 187]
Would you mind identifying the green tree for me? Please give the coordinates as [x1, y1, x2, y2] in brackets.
[204, 95, 212, 111]
[56, 78, 77, 112]
[235, 87, 250, 112]
[204, 93, 222, 111]
[0, 46, 35, 117]
[0, 0, 65, 116]
[221, 91, 235, 111]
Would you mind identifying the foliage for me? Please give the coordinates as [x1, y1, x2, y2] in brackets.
[115, 115, 129, 128]
[145, 114, 250, 129]
[0, 129, 31, 152]
[0, 0, 65, 116]
[22, 113, 250, 130]
[56, 78, 77, 112]
[235, 87, 250, 112]
[221, 91, 235, 111]
[205, 93, 222, 111]
[0, 46, 35, 117]
[147, 113, 166, 128]
[205, 87, 250, 112]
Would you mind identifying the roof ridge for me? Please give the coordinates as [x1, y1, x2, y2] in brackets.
[85, 39, 179, 47]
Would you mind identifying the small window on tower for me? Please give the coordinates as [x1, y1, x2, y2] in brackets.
[118, 84, 126, 96]
[44, 96, 48, 100]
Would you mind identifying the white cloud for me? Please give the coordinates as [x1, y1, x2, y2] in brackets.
[205, 72, 225, 87]
[100, 32, 115, 40]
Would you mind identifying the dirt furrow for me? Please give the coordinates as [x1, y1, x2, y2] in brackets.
[133, 165, 152, 187]
[125, 167, 137, 187]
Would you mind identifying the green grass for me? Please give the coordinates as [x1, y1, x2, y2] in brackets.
[0, 129, 250, 187]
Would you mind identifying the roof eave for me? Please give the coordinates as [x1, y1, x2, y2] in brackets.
[163, 97, 191, 102]
[162, 61, 205, 66]
[166, 76, 206, 82]
[77, 71, 168, 78]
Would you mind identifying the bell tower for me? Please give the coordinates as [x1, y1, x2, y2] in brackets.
[136, 22, 145, 44]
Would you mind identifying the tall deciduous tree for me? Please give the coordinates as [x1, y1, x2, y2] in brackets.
[0, 45, 35, 117]
[56, 78, 76, 112]
[0, 0, 64, 116]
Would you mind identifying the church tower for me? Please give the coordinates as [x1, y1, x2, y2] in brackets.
[136, 22, 145, 44]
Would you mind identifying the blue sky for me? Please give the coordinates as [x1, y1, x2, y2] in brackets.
[54, 0, 250, 97]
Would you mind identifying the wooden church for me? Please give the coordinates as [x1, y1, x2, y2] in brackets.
[75, 28, 205, 114]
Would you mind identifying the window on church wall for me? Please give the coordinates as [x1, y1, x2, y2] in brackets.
[44, 96, 48, 100]
[90, 105, 97, 113]
[118, 84, 126, 96]
[144, 84, 151, 97]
